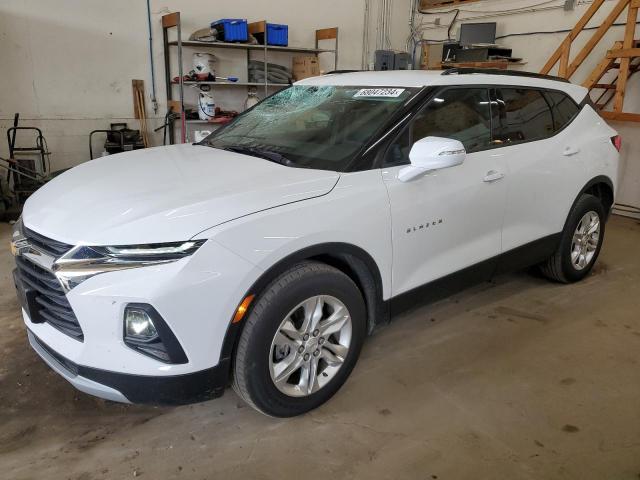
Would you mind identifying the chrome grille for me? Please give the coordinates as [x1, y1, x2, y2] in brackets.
[15, 254, 84, 341]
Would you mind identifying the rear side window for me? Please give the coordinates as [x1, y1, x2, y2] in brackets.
[544, 91, 580, 131]
[493, 88, 554, 144]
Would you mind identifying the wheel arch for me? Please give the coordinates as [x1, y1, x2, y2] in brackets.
[218, 242, 388, 376]
[580, 176, 614, 218]
[567, 176, 614, 225]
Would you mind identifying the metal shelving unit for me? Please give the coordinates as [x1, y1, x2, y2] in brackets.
[162, 12, 338, 144]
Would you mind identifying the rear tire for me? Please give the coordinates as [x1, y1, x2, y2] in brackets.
[232, 261, 366, 417]
[540, 194, 606, 283]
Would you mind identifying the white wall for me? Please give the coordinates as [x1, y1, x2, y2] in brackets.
[411, 0, 640, 210]
[0, 0, 393, 170]
[1, 0, 637, 210]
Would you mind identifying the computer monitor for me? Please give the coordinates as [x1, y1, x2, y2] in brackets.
[459, 22, 497, 46]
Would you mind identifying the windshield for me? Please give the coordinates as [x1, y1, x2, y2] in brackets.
[202, 85, 419, 171]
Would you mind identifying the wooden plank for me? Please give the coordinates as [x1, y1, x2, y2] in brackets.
[600, 110, 640, 122]
[593, 83, 618, 89]
[606, 47, 640, 58]
[582, 41, 622, 88]
[316, 27, 338, 41]
[566, 0, 631, 78]
[540, 0, 606, 75]
[559, 38, 571, 77]
[613, 3, 638, 111]
[420, 0, 481, 10]
[131, 80, 145, 119]
[162, 12, 180, 29]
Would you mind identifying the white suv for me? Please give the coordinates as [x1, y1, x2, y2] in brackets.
[13, 69, 619, 417]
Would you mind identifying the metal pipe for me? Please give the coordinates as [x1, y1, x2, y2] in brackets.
[362, 0, 371, 69]
[177, 18, 185, 143]
[146, 0, 158, 114]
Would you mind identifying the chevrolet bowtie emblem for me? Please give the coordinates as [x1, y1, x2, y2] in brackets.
[10, 239, 29, 257]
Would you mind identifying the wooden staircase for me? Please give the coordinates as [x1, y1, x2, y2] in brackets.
[540, 0, 640, 122]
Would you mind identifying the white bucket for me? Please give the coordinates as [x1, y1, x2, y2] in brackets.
[198, 90, 215, 121]
[193, 53, 217, 76]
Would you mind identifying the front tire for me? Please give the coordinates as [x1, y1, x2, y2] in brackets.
[540, 193, 606, 283]
[232, 261, 366, 417]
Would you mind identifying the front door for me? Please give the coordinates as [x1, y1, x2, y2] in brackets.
[382, 87, 507, 296]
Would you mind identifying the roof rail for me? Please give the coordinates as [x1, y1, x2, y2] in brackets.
[325, 69, 363, 75]
[441, 68, 570, 83]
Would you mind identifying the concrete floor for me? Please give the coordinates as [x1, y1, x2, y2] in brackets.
[1, 216, 639, 480]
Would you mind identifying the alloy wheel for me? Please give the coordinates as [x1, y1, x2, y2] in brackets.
[269, 295, 352, 397]
[571, 211, 600, 270]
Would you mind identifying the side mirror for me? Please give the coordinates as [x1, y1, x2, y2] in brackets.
[398, 136, 466, 182]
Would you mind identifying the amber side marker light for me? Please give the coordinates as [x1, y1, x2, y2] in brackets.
[233, 294, 255, 323]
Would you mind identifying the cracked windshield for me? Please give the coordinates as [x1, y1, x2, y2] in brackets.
[203, 85, 418, 171]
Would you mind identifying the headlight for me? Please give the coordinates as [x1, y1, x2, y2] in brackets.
[52, 240, 206, 291]
[101, 241, 205, 260]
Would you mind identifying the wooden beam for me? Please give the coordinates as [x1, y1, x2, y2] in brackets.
[559, 38, 571, 77]
[593, 83, 618, 89]
[607, 47, 640, 58]
[420, 0, 481, 10]
[600, 110, 640, 122]
[582, 41, 622, 88]
[566, 0, 631, 78]
[613, 2, 638, 112]
[540, 0, 606, 75]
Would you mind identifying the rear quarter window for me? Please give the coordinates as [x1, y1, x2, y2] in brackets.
[544, 91, 581, 132]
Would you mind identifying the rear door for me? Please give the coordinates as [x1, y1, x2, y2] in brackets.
[492, 87, 581, 253]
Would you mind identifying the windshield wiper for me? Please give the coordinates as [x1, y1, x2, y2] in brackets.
[221, 145, 295, 167]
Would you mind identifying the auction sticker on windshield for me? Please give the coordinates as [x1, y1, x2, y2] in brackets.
[354, 88, 405, 98]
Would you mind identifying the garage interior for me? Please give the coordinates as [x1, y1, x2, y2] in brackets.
[1, 1, 640, 479]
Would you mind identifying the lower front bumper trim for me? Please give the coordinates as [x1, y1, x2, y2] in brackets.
[27, 330, 230, 405]
[28, 330, 130, 403]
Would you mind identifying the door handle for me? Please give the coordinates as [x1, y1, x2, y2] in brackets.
[563, 146, 580, 156]
[483, 170, 505, 183]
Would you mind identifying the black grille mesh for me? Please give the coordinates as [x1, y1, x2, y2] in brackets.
[15, 250, 84, 342]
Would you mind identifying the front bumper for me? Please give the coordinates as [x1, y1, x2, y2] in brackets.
[28, 330, 229, 405]
[13, 228, 263, 404]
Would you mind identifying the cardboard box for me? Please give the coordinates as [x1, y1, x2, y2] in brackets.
[293, 56, 320, 81]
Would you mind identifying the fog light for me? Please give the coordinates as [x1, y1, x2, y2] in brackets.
[125, 307, 158, 340]
[123, 304, 188, 364]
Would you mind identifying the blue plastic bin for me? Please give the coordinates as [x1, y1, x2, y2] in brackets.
[211, 19, 248, 42]
[253, 23, 289, 46]
[266, 23, 288, 46]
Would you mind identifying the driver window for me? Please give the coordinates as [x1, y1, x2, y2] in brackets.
[384, 88, 492, 167]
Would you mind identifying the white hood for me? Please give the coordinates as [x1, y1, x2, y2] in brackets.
[22, 144, 339, 245]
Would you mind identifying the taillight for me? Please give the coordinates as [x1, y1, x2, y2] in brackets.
[611, 135, 622, 152]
